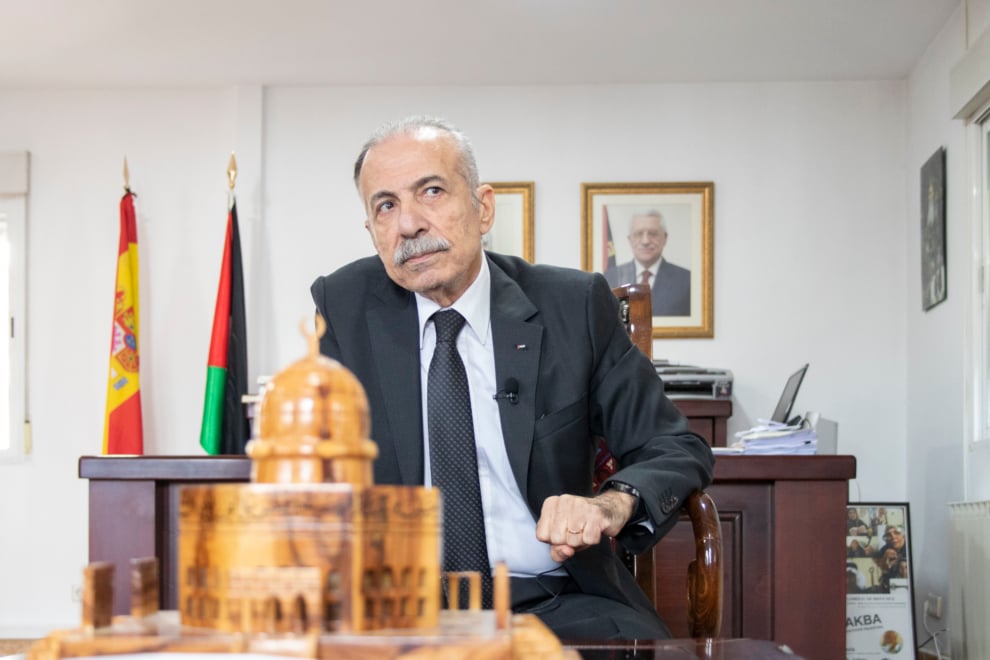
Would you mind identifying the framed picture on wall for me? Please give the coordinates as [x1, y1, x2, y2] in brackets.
[484, 181, 534, 262]
[920, 147, 947, 311]
[845, 503, 917, 659]
[581, 182, 714, 338]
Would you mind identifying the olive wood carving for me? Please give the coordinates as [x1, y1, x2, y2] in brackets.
[30, 319, 576, 659]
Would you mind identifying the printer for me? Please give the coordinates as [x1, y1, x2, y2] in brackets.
[654, 361, 733, 399]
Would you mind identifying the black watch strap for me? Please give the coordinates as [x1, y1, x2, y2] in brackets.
[604, 480, 647, 525]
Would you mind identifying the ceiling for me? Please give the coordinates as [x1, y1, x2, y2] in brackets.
[0, 0, 961, 87]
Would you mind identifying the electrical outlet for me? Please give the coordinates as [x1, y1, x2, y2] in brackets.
[926, 592, 943, 620]
[70, 584, 82, 603]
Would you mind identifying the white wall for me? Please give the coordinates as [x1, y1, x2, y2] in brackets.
[0, 80, 910, 632]
[263, 83, 909, 490]
[0, 88, 239, 633]
[906, 6, 968, 636]
[905, 0, 990, 639]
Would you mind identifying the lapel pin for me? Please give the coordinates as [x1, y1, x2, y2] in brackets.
[515, 344, 527, 350]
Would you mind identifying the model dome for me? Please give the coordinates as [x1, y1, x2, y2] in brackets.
[247, 317, 377, 485]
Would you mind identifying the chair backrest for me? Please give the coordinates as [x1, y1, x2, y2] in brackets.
[606, 283, 723, 638]
[612, 283, 652, 359]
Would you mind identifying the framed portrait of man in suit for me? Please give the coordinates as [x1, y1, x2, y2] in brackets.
[483, 181, 534, 263]
[581, 182, 714, 338]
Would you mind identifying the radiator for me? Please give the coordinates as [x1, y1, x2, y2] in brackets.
[948, 501, 990, 659]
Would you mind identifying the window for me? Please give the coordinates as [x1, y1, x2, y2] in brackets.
[0, 151, 28, 460]
[977, 112, 990, 445]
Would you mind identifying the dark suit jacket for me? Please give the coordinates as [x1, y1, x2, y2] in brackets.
[604, 259, 692, 316]
[311, 252, 713, 613]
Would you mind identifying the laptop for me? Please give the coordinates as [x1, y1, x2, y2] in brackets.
[770, 364, 809, 425]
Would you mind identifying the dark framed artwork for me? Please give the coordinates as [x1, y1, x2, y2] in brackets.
[484, 181, 534, 262]
[921, 147, 947, 311]
[581, 182, 714, 339]
[845, 503, 916, 659]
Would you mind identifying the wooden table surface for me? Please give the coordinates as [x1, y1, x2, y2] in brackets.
[1, 638, 801, 660]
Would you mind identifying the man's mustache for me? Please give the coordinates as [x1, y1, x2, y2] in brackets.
[394, 235, 451, 266]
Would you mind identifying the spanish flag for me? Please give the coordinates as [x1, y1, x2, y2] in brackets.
[199, 200, 249, 455]
[103, 191, 144, 454]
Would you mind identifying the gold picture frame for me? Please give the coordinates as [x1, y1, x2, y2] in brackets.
[485, 181, 535, 263]
[582, 182, 714, 338]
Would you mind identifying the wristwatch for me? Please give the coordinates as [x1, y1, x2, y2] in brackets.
[602, 480, 648, 525]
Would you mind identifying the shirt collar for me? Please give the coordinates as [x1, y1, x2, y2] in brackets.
[415, 255, 492, 348]
[635, 257, 664, 278]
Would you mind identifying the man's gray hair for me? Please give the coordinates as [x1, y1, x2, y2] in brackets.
[353, 116, 481, 205]
[631, 209, 668, 234]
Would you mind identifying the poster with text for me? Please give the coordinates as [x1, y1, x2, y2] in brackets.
[845, 503, 916, 659]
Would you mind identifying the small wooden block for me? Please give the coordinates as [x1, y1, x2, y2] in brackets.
[445, 572, 482, 611]
[82, 562, 114, 629]
[494, 562, 509, 630]
[130, 557, 160, 618]
[447, 573, 461, 610]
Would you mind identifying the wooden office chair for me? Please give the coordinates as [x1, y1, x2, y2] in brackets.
[596, 283, 723, 638]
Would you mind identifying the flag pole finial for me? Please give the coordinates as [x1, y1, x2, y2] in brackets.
[123, 157, 130, 193]
[227, 152, 238, 191]
[302, 315, 327, 357]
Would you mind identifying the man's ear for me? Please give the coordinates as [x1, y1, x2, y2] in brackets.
[477, 184, 496, 235]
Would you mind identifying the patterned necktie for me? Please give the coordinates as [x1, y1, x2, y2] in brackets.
[640, 269, 653, 286]
[427, 309, 493, 608]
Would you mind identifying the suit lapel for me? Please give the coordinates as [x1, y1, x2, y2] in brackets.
[367, 278, 423, 485]
[620, 261, 636, 284]
[489, 258, 542, 504]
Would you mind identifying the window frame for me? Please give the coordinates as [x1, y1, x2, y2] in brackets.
[0, 151, 29, 461]
[980, 114, 990, 444]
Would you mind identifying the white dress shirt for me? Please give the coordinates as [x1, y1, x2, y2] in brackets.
[634, 258, 663, 288]
[415, 257, 563, 578]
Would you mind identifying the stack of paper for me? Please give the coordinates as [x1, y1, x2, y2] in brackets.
[727, 420, 818, 455]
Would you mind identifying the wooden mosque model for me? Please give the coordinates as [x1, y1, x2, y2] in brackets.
[179, 317, 442, 635]
[28, 320, 571, 660]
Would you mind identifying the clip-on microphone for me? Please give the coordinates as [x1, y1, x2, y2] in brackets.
[492, 377, 519, 404]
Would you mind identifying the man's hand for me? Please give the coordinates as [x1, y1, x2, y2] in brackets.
[535, 490, 638, 562]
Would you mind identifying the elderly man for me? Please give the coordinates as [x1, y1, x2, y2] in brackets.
[310, 116, 713, 640]
[604, 210, 692, 316]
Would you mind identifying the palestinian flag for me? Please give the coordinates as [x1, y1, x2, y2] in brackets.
[103, 191, 144, 454]
[199, 200, 248, 455]
[603, 204, 616, 272]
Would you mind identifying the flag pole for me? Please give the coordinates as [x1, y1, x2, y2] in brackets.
[227, 152, 237, 209]
[200, 151, 248, 455]
[123, 157, 131, 194]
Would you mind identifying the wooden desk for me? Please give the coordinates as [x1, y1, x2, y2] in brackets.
[671, 397, 732, 446]
[640, 455, 855, 660]
[79, 454, 853, 660]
